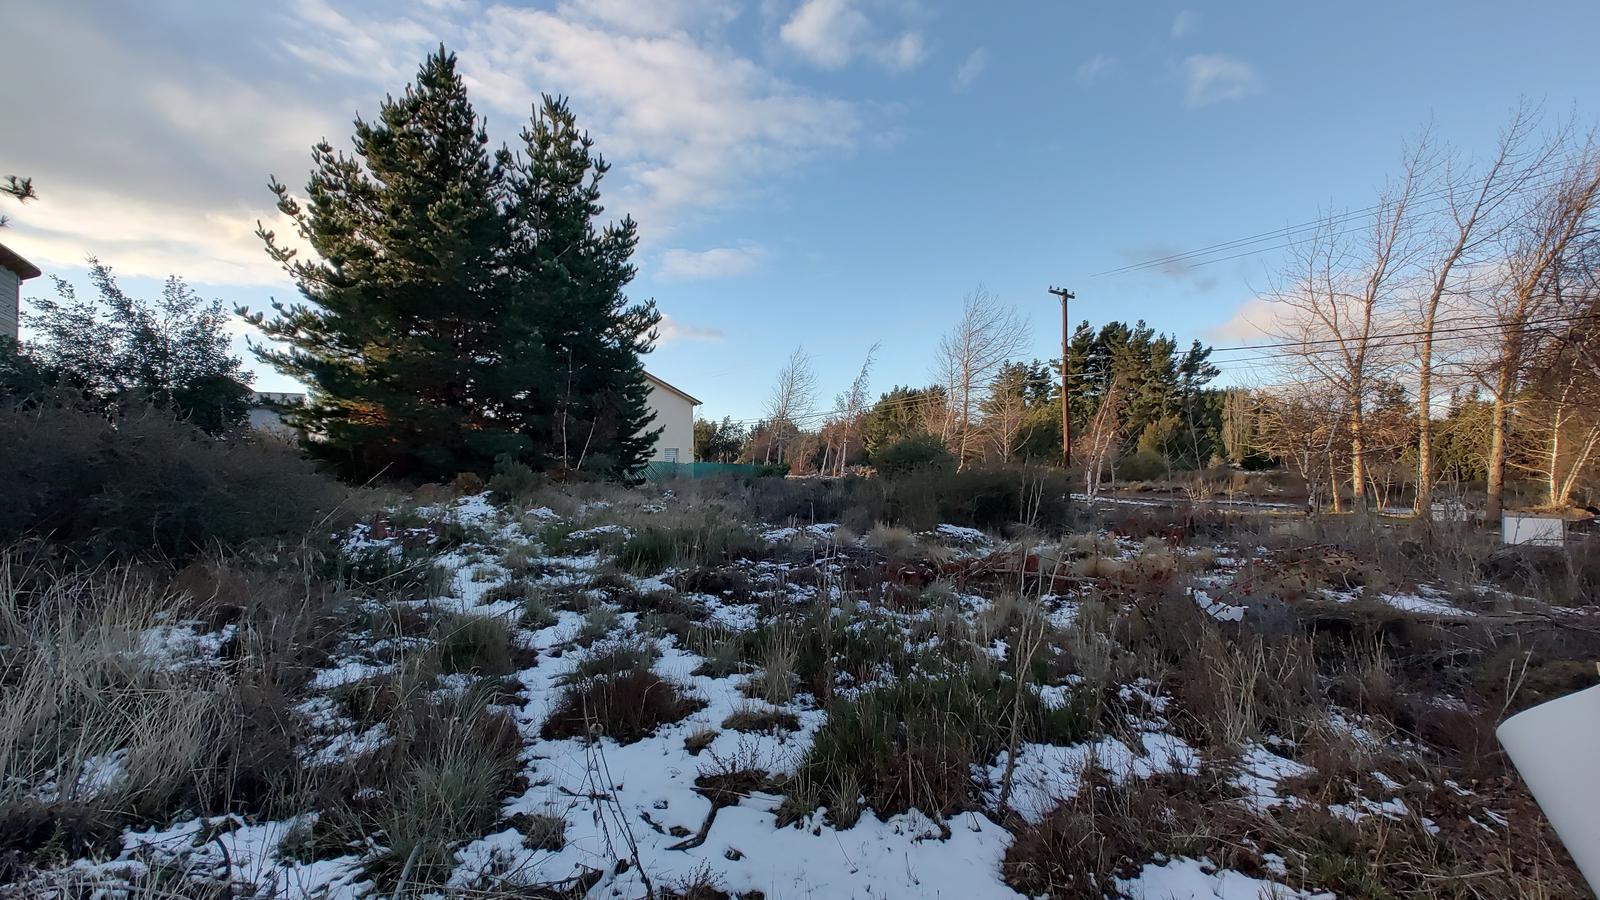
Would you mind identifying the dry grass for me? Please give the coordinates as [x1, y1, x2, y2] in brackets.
[541, 669, 706, 744]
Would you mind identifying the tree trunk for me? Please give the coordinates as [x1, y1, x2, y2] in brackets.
[1329, 461, 1343, 514]
[1556, 426, 1600, 507]
[1348, 401, 1367, 511]
[1485, 351, 1518, 523]
[1415, 330, 1435, 519]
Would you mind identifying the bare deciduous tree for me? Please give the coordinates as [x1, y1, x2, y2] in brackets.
[933, 287, 1029, 469]
[825, 342, 879, 476]
[1410, 108, 1545, 519]
[1080, 377, 1125, 498]
[1274, 141, 1426, 511]
[1255, 380, 1348, 515]
[764, 346, 818, 465]
[1479, 135, 1600, 520]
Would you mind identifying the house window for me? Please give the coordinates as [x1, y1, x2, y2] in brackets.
[664, 448, 679, 463]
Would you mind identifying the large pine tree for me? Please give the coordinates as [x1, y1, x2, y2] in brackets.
[501, 96, 660, 476]
[250, 48, 659, 481]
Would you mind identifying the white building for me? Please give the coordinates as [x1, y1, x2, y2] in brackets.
[247, 391, 306, 437]
[0, 242, 41, 340]
[644, 372, 700, 463]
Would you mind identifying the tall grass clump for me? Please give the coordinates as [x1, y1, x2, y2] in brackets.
[0, 557, 244, 862]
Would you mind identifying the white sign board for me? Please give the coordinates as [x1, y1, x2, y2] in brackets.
[1502, 514, 1566, 547]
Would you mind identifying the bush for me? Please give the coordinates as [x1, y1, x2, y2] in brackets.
[0, 402, 350, 561]
[886, 465, 1074, 532]
[487, 457, 544, 502]
[617, 520, 763, 575]
[872, 432, 955, 479]
[367, 694, 520, 886]
[541, 669, 705, 744]
[436, 615, 518, 677]
[786, 667, 1051, 822]
[1116, 450, 1169, 482]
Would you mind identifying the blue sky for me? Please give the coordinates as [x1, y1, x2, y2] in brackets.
[5, 0, 1599, 422]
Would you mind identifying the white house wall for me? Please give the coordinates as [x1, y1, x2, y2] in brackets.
[0, 267, 18, 340]
[646, 380, 696, 462]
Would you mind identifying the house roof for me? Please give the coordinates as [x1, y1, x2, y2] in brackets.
[645, 371, 701, 406]
[0, 243, 40, 280]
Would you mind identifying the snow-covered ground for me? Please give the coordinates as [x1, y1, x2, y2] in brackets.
[18, 489, 1563, 898]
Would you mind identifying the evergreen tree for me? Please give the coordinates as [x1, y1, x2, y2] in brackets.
[694, 416, 747, 463]
[861, 385, 944, 457]
[502, 95, 660, 476]
[252, 47, 513, 479]
[250, 49, 660, 480]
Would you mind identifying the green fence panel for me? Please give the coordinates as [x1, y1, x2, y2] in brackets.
[641, 461, 762, 481]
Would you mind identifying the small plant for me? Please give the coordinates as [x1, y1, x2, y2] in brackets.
[576, 606, 619, 646]
[722, 703, 801, 734]
[488, 457, 544, 503]
[369, 695, 520, 887]
[756, 625, 799, 704]
[684, 726, 719, 756]
[866, 523, 917, 561]
[515, 811, 567, 851]
[520, 597, 557, 630]
[541, 669, 706, 744]
[562, 638, 660, 684]
[436, 614, 518, 677]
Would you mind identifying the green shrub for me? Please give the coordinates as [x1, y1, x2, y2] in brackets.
[369, 697, 520, 886]
[1117, 450, 1169, 482]
[487, 457, 544, 502]
[562, 638, 660, 683]
[0, 402, 350, 562]
[786, 667, 1049, 822]
[617, 521, 763, 574]
[872, 432, 955, 479]
[436, 615, 518, 677]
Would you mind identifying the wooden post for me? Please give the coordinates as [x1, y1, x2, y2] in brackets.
[1048, 286, 1075, 467]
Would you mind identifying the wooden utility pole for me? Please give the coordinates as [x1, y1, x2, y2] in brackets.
[1048, 286, 1075, 467]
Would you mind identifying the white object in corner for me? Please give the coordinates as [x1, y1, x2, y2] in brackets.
[1497, 684, 1600, 893]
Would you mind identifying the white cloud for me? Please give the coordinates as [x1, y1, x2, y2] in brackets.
[0, 5, 340, 283]
[1208, 295, 1291, 343]
[1171, 10, 1201, 39]
[0, 1, 874, 287]
[877, 31, 928, 72]
[954, 47, 988, 89]
[1076, 53, 1117, 87]
[655, 313, 727, 345]
[559, 0, 742, 35]
[658, 244, 768, 280]
[778, 0, 927, 73]
[1181, 53, 1262, 107]
[781, 0, 869, 68]
[466, 5, 865, 234]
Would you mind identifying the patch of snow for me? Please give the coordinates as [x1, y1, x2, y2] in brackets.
[309, 661, 393, 692]
[981, 732, 1200, 824]
[1233, 744, 1315, 813]
[568, 524, 632, 541]
[934, 524, 988, 543]
[1378, 586, 1475, 618]
[1118, 857, 1330, 899]
[136, 622, 234, 670]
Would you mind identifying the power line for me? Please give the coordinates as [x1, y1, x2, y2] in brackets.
[708, 310, 1599, 429]
[1091, 162, 1573, 278]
